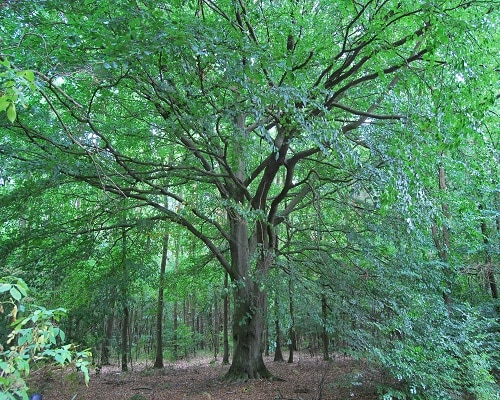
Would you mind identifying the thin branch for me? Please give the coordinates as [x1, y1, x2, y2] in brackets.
[330, 101, 403, 120]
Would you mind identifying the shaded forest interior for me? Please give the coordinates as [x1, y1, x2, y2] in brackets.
[1, 0, 499, 399]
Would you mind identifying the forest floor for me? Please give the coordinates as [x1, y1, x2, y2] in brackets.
[28, 352, 393, 400]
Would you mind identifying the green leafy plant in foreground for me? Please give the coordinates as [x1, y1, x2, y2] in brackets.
[0, 277, 91, 400]
[0, 58, 36, 123]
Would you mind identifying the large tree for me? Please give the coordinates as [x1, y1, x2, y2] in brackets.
[1, 0, 497, 380]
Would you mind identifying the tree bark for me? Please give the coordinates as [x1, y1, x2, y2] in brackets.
[101, 288, 115, 366]
[120, 227, 129, 372]
[173, 301, 179, 360]
[121, 305, 129, 372]
[431, 165, 452, 309]
[224, 280, 272, 380]
[288, 278, 296, 364]
[101, 313, 114, 366]
[173, 233, 181, 360]
[153, 233, 169, 368]
[191, 295, 197, 357]
[213, 295, 219, 360]
[480, 205, 498, 299]
[222, 272, 230, 365]
[223, 215, 272, 380]
[274, 319, 284, 362]
[321, 292, 330, 361]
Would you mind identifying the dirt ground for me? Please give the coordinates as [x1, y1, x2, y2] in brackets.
[28, 353, 390, 400]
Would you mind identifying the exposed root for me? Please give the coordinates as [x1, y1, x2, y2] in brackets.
[222, 368, 277, 382]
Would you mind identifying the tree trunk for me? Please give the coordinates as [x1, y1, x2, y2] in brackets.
[223, 215, 272, 380]
[121, 305, 129, 372]
[101, 290, 115, 366]
[173, 301, 179, 360]
[153, 233, 169, 368]
[264, 322, 270, 357]
[495, 195, 500, 300]
[274, 319, 284, 362]
[321, 292, 330, 361]
[120, 227, 129, 372]
[101, 313, 113, 365]
[224, 280, 272, 380]
[213, 296, 220, 360]
[431, 164, 452, 309]
[191, 295, 196, 357]
[480, 205, 498, 299]
[173, 233, 181, 360]
[222, 272, 230, 365]
[288, 278, 296, 364]
[128, 308, 134, 368]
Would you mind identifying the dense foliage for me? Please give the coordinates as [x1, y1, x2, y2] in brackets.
[1, 0, 499, 398]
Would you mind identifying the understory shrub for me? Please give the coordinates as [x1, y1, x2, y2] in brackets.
[0, 277, 92, 400]
[371, 302, 499, 399]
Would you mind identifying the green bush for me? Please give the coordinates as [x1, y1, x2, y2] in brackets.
[372, 304, 499, 400]
[0, 277, 91, 400]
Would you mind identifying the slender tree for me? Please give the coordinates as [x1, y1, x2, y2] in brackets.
[273, 299, 284, 362]
[101, 288, 116, 366]
[222, 272, 230, 365]
[431, 164, 453, 309]
[480, 205, 499, 300]
[321, 291, 330, 361]
[287, 277, 297, 364]
[153, 232, 169, 368]
[120, 228, 130, 372]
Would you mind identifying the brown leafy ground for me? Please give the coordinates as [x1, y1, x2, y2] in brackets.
[28, 353, 390, 400]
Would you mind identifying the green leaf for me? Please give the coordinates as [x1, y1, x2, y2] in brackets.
[9, 287, 22, 301]
[54, 352, 66, 364]
[0, 96, 10, 111]
[24, 70, 35, 82]
[15, 279, 29, 297]
[49, 327, 57, 344]
[0, 283, 11, 293]
[17, 330, 31, 346]
[31, 312, 39, 323]
[6, 103, 16, 123]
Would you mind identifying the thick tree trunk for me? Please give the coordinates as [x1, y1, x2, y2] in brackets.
[222, 110, 279, 379]
[224, 280, 272, 380]
[153, 233, 169, 368]
[223, 215, 272, 380]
